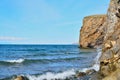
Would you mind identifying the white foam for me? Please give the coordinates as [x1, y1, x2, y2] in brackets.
[79, 48, 102, 72]
[6, 59, 24, 63]
[26, 48, 102, 80]
[92, 49, 102, 71]
[27, 69, 75, 80]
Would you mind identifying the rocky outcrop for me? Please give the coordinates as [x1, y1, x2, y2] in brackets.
[79, 0, 120, 79]
[14, 76, 29, 80]
[99, 0, 120, 80]
[79, 15, 106, 48]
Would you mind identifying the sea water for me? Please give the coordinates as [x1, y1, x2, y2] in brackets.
[0, 45, 100, 80]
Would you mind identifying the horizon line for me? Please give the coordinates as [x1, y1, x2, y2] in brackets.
[0, 43, 79, 45]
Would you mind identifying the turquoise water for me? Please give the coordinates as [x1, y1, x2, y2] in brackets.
[0, 45, 98, 80]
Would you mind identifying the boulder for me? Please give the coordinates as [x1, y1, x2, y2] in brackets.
[14, 76, 29, 80]
[14, 76, 23, 80]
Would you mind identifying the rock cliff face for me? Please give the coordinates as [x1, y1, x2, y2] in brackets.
[79, 0, 120, 79]
[79, 15, 106, 48]
[100, 0, 120, 79]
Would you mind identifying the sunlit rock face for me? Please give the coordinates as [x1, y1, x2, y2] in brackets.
[79, 15, 106, 48]
[100, 0, 120, 79]
[79, 0, 120, 79]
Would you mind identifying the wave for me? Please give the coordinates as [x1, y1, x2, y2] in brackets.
[7, 48, 46, 52]
[26, 69, 76, 80]
[0, 69, 76, 80]
[15, 49, 101, 80]
[79, 48, 102, 72]
[0, 57, 83, 65]
[6, 59, 24, 63]
[0, 48, 102, 80]
[1, 59, 25, 64]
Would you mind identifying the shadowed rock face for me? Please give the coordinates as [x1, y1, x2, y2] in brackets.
[100, 0, 120, 79]
[100, 0, 120, 61]
[79, 15, 106, 48]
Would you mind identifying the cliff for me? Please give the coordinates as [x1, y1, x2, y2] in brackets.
[100, 0, 120, 79]
[79, 15, 106, 48]
[80, 0, 120, 79]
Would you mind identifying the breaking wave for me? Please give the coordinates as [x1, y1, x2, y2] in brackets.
[2, 59, 25, 63]
[27, 69, 76, 80]
[6, 59, 24, 63]
[22, 49, 102, 80]
[0, 56, 84, 65]
[79, 48, 102, 72]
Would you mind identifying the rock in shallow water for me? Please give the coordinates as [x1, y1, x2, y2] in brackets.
[14, 76, 29, 80]
[76, 72, 86, 78]
[14, 76, 23, 80]
[85, 69, 96, 75]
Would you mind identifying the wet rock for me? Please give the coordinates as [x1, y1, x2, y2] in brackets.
[100, 60, 109, 66]
[76, 72, 86, 78]
[14, 76, 23, 80]
[14, 76, 29, 80]
[86, 69, 96, 75]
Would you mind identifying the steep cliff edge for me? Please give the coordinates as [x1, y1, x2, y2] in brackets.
[100, 0, 120, 79]
[79, 15, 106, 48]
[79, 0, 120, 79]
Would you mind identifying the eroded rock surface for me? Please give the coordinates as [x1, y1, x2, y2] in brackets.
[100, 0, 120, 80]
[79, 0, 120, 79]
[79, 15, 106, 48]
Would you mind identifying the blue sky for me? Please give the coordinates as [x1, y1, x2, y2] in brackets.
[0, 0, 110, 44]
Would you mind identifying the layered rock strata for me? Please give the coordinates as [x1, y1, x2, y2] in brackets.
[80, 0, 120, 79]
[100, 0, 120, 79]
[79, 15, 106, 48]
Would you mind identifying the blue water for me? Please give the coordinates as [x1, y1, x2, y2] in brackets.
[0, 45, 98, 80]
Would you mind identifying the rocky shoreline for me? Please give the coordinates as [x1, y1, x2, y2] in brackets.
[9, 0, 120, 80]
[11, 70, 101, 80]
[80, 0, 120, 80]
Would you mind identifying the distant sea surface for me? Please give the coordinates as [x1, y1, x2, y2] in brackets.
[0, 45, 98, 80]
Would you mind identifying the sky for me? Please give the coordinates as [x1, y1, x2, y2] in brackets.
[0, 0, 110, 44]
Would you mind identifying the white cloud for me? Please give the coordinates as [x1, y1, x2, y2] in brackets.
[0, 36, 25, 41]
